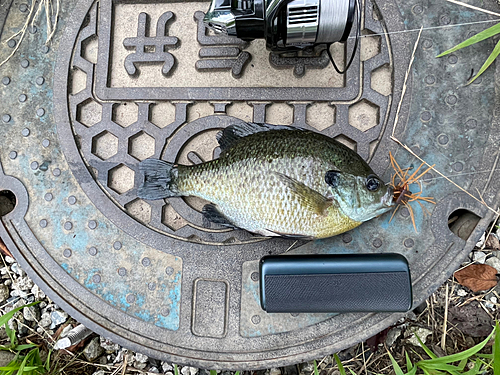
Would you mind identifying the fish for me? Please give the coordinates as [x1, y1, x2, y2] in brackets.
[138, 122, 394, 239]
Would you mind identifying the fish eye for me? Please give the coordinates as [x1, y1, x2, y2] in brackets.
[366, 175, 381, 192]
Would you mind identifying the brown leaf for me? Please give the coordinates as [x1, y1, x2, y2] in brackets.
[454, 264, 498, 292]
[449, 302, 493, 337]
[0, 237, 13, 258]
[485, 234, 500, 251]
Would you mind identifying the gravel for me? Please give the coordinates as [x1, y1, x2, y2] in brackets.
[84, 337, 105, 361]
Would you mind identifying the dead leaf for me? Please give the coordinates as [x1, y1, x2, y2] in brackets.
[485, 234, 500, 251]
[366, 327, 390, 351]
[0, 237, 13, 258]
[449, 302, 493, 337]
[454, 264, 497, 292]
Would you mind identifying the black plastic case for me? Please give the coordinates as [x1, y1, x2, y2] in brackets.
[259, 253, 412, 313]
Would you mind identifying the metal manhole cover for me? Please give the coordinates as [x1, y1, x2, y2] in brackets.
[0, 0, 499, 369]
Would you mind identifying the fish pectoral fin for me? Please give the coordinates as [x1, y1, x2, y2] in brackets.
[202, 204, 236, 228]
[274, 172, 332, 216]
[216, 122, 304, 152]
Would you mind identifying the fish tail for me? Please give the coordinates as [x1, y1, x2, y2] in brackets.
[138, 159, 180, 200]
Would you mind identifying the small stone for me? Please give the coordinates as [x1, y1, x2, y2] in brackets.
[486, 257, 500, 273]
[10, 263, 25, 277]
[83, 337, 105, 361]
[485, 301, 495, 309]
[473, 251, 487, 264]
[23, 305, 40, 321]
[456, 289, 467, 297]
[491, 296, 498, 304]
[299, 361, 315, 373]
[476, 233, 486, 248]
[133, 361, 147, 370]
[13, 277, 34, 291]
[385, 328, 402, 347]
[0, 351, 16, 367]
[134, 352, 148, 363]
[31, 284, 45, 300]
[408, 327, 433, 347]
[270, 368, 281, 375]
[4, 280, 11, 286]
[166, 372, 174, 375]
[39, 312, 51, 328]
[0, 285, 10, 302]
[4, 256, 15, 264]
[162, 362, 173, 372]
[100, 336, 120, 352]
[181, 366, 198, 375]
[50, 310, 68, 329]
[92, 370, 106, 375]
[149, 366, 160, 373]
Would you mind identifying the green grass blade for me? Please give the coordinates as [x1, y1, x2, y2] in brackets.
[44, 350, 51, 372]
[461, 359, 483, 375]
[387, 351, 405, 375]
[4, 323, 16, 349]
[334, 354, 346, 375]
[234, 372, 239, 375]
[209, 371, 217, 375]
[174, 364, 179, 375]
[494, 321, 500, 375]
[14, 345, 36, 351]
[0, 302, 39, 329]
[416, 327, 495, 366]
[313, 360, 319, 375]
[348, 369, 357, 375]
[415, 335, 437, 359]
[437, 22, 500, 57]
[468, 38, 500, 84]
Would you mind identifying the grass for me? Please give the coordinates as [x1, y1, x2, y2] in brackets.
[0, 302, 52, 375]
[437, 14, 500, 84]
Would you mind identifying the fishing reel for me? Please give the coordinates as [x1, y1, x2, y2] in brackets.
[203, 0, 361, 73]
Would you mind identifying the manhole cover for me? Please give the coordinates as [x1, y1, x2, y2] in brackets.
[1, 0, 499, 369]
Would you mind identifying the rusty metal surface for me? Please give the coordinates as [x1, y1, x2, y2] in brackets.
[0, 0, 499, 369]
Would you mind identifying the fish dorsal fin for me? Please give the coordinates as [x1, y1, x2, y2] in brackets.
[274, 172, 332, 216]
[216, 122, 303, 152]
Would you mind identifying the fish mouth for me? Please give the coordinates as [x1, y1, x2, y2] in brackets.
[382, 186, 395, 207]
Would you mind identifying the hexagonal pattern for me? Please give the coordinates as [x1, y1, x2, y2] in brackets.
[81, 35, 98, 64]
[129, 131, 155, 161]
[108, 164, 135, 194]
[306, 103, 335, 131]
[334, 135, 357, 151]
[150, 102, 176, 128]
[70, 68, 87, 95]
[371, 64, 392, 96]
[76, 99, 102, 127]
[92, 131, 118, 160]
[162, 204, 188, 231]
[348, 99, 380, 132]
[125, 198, 151, 224]
[360, 29, 381, 62]
[113, 102, 138, 127]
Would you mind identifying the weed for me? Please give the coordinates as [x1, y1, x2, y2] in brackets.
[437, 22, 500, 84]
[0, 301, 52, 375]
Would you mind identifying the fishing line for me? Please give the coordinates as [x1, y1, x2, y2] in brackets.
[395, 168, 500, 183]
[346, 18, 500, 40]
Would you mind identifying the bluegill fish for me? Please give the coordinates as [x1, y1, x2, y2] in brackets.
[138, 123, 394, 239]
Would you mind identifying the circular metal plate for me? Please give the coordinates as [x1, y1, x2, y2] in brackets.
[1, 0, 499, 369]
